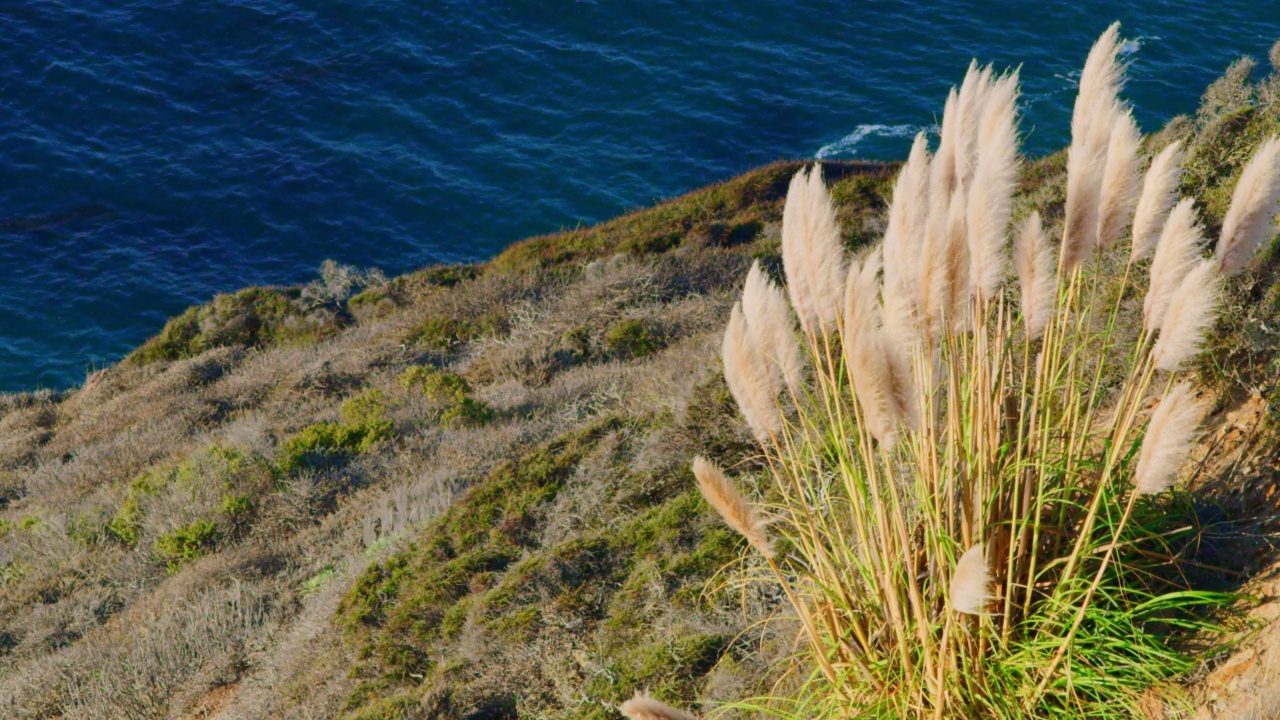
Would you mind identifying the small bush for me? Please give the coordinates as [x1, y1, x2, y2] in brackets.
[622, 231, 682, 256]
[604, 319, 661, 359]
[277, 419, 393, 474]
[300, 259, 387, 311]
[154, 520, 218, 570]
[341, 389, 391, 426]
[67, 508, 110, 546]
[406, 317, 468, 350]
[400, 367, 494, 427]
[106, 495, 143, 546]
[440, 398, 494, 428]
[400, 368, 469, 405]
[405, 310, 507, 351]
[302, 565, 337, 596]
[220, 494, 255, 528]
[417, 265, 480, 288]
[131, 287, 337, 364]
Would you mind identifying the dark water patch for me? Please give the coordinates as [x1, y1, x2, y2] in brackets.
[1, 0, 1279, 391]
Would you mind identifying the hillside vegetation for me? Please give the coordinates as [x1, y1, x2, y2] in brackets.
[1, 47, 1280, 720]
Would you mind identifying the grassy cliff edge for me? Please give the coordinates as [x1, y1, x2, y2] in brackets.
[1, 51, 1280, 719]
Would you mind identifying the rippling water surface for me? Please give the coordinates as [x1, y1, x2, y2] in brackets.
[2, 0, 1279, 391]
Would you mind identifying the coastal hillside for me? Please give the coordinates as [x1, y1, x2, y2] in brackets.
[3, 47, 1280, 720]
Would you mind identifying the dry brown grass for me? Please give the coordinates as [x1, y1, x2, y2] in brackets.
[0, 45, 1278, 719]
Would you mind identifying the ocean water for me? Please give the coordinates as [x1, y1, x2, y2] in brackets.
[2, 1, 1279, 392]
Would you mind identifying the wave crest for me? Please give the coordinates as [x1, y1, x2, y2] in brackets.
[816, 124, 931, 159]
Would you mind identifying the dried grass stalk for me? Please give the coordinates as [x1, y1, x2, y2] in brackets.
[620, 693, 699, 720]
[919, 174, 955, 339]
[955, 61, 995, 191]
[944, 188, 972, 330]
[931, 89, 961, 206]
[842, 250, 918, 445]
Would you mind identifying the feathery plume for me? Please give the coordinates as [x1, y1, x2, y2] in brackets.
[1130, 140, 1185, 262]
[1072, 22, 1127, 154]
[1062, 138, 1107, 270]
[692, 457, 774, 558]
[1095, 109, 1142, 251]
[1216, 136, 1280, 275]
[742, 261, 805, 396]
[842, 251, 917, 445]
[1144, 198, 1204, 331]
[916, 194, 949, 341]
[967, 69, 1020, 299]
[1133, 383, 1208, 495]
[620, 693, 699, 720]
[782, 165, 848, 335]
[944, 188, 972, 330]
[1013, 212, 1056, 339]
[955, 61, 995, 191]
[950, 544, 992, 616]
[1062, 23, 1128, 269]
[722, 303, 781, 444]
[883, 133, 931, 348]
[931, 89, 961, 202]
[1153, 259, 1220, 372]
[842, 249, 882, 337]
[853, 332, 919, 447]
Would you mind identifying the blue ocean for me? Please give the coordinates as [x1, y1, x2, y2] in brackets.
[2, 1, 1279, 392]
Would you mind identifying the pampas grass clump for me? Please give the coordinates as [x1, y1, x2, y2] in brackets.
[670, 22, 1278, 720]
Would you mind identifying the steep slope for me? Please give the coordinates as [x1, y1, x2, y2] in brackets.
[1, 50, 1280, 720]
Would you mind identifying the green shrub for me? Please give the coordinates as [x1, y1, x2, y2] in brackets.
[622, 231, 681, 255]
[220, 493, 255, 527]
[105, 448, 274, 548]
[67, 508, 110, 546]
[106, 495, 143, 547]
[130, 287, 336, 365]
[17, 514, 39, 531]
[400, 367, 469, 405]
[400, 367, 494, 427]
[302, 565, 337, 596]
[278, 420, 393, 474]
[604, 319, 661, 358]
[154, 520, 218, 570]
[406, 317, 468, 350]
[341, 389, 391, 426]
[276, 389, 396, 473]
[440, 398, 494, 428]
[106, 470, 164, 547]
[417, 264, 480, 288]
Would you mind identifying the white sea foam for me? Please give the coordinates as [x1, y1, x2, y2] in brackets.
[1119, 35, 1160, 57]
[1055, 35, 1159, 88]
[816, 124, 934, 159]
